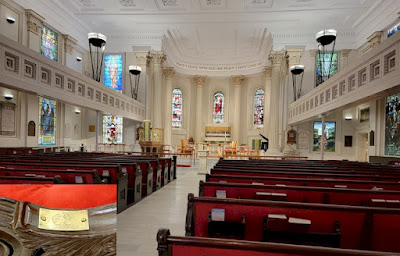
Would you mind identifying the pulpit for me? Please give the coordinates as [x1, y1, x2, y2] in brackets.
[137, 120, 164, 155]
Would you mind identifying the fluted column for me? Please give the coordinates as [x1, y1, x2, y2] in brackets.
[145, 53, 153, 120]
[267, 51, 286, 155]
[150, 51, 166, 128]
[232, 75, 244, 142]
[194, 76, 206, 144]
[263, 67, 272, 141]
[163, 67, 175, 146]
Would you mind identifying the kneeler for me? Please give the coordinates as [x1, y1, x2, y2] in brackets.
[0, 185, 116, 256]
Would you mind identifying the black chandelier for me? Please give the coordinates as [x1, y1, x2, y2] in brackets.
[290, 65, 305, 101]
[316, 29, 337, 86]
[129, 65, 142, 100]
[88, 33, 107, 82]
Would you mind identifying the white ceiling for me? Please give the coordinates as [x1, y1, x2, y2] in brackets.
[13, 0, 398, 76]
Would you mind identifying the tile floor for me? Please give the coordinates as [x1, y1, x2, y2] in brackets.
[117, 158, 218, 256]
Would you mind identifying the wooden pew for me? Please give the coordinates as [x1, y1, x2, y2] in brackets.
[210, 168, 400, 182]
[199, 181, 400, 207]
[206, 174, 400, 191]
[185, 193, 400, 252]
[0, 175, 61, 184]
[156, 229, 397, 256]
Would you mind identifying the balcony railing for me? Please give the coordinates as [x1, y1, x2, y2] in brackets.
[288, 31, 400, 124]
[0, 34, 145, 121]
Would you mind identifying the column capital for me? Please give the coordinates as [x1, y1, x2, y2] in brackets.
[263, 67, 272, 78]
[268, 50, 287, 66]
[194, 75, 206, 87]
[63, 34, 77, 54]
[286, 48, 304, 66]
[367, 31, 383, 49]
[134, 50, 150, 66]
[232, 75, 244, 87]
[163, 67, 175, 79]
[150, 51, 166, 65]
[25, 9, 44, 35]
[340, 49, 351, 58]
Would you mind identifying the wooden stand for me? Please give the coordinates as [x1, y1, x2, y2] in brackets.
[139, 141, 163, 155]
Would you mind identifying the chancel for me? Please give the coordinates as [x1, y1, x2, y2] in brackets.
[1, 0, 400, 255]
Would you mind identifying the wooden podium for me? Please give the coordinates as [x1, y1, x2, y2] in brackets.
[139, 141, 163, 154]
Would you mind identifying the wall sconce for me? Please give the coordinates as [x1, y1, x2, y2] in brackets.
[76, 56, 82, 62]
[75, 109, 81, 114]
[4, 94, 13, 100]
[345, 115, 352, 120]
[6, 17, 15, 24]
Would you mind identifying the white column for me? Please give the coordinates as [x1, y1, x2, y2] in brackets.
[145, 53, 153, 120]
[263, 67, 272, 142]
[133, 50, 149, 104]
[232, 75, 244, 143]
[163, 67, 175, 146]
[150, 51, 166, 129]
[267, 51, 286, 155]
[25, 10, 44, 53]
[321, 114, 325, 160]
[194, 76, 206, 144]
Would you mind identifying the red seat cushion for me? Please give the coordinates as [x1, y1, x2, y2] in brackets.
[0, 184, 116, 209]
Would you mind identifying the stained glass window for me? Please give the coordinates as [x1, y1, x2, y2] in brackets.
[213, 91, 224, 123]
[388, 23, 400, 38]
[104, 55, 123, 92]
[38, 97, 56, 145]
[103, 115, 123, 144]
[172, 89, 183, 128]
[316, 53, 338, 86]
[254, 88, 264, 128]
[385, 93, 400, 155]
[41, 25, 58, 61]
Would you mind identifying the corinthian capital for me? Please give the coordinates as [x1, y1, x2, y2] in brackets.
[163, 67, 175, 79]
[194, 76, 206, 87]
[150, 51, 166, 65]
[268, 50, 287, 66]
[232, 75, 244, 87]
[263, 67, 272, 78]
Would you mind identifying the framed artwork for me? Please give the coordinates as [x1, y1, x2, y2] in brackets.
[104, 55, 123, 92]
[38, 97, 56, 145]
[360, 108, 370, 123]
[385, 93, 400, 155]
[344, 136, 352, 147]
[313, 121, 336, 152]
[28, 121, 35, 136]
[89, 125, 96, 133]
[103, 116, 123, 144]
[41, 25, 58, 61]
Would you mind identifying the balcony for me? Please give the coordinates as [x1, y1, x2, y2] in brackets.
[0, 34, 145, 121]
[288, 31, 400, 124]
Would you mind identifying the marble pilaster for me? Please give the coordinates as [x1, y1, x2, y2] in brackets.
[163, 67, 175, 146]
[194, 76, 206, 144]
[25, 9, 44, 53]
[232, 75, 244, 142]
[150, 51, 166, 129]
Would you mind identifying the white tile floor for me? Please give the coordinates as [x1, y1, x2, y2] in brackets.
[117, 158, 218, 256]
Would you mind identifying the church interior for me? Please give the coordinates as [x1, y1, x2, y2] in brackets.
[1, 0, 400, 255]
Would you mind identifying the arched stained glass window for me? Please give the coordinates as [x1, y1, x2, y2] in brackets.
[254, 88, 264, 128]
[213, 91, 224, 123]
[172, 89, 183, 128]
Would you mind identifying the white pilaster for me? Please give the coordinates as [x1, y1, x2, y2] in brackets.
[25, 9, 44, 53]
[232, 75, 244, 143]
[151, 51, 166, 129]
[163, 67, 175, 146]
[145, 53, 153, 120]
[267, 50, 286, 155]
[263, 67, 272, 143]
[194, 76, 206, 144]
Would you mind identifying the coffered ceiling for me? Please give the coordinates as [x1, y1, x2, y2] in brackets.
[13, 0, 399, 76]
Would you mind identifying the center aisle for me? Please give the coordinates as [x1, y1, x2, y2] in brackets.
[117, 159, 218, 256]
